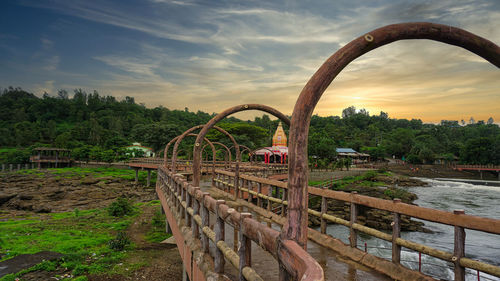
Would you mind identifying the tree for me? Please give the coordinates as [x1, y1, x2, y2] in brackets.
[487, 117, 494, 125]
[342, 106, 356, 118]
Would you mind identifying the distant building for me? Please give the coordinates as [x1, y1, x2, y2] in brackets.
[254, 122, 288, 163]
[126, 143, 155, 157]
[30, 147, 71, 168]
[336, 148, 370, 163]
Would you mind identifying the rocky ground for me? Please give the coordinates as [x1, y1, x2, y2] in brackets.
[0, 169, 183, 281]
[0, 172, 156, 214]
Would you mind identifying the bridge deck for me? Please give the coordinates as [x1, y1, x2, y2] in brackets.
[199, 180, 391, 280]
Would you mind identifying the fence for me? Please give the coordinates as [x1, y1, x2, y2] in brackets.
[213, 169, 500, 280]
[156, 165, 324, 280]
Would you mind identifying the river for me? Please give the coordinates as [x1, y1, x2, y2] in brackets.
[324, 178, 500, 281]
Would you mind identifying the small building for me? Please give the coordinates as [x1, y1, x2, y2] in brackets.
[126, 142, 155, 157]
[254, 122, 288, 163]
[336, 148, 370, 163]
[30, 147, 72, 168]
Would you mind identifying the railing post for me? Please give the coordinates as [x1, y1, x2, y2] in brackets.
[185, 185, 192, 227]
[320, 195, 327, 234]
[215, 200, 226, 274]
[454, 209, 466, 281]
[247, 180, 253, 203]
[349, 191, 358, 248]
[201, 192, 210, 253]
[181, 183, 186, 218]
[267, 185, 272, 213]
[192, 187, 200, 237]
[281, 187, 287, 217]
[239, 213, 252, 281]
[257, 182, 262, 208]
[392, 198, 402, 264]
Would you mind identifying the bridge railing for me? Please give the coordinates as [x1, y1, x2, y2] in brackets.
[157, 165, 323, 280]
[453, 164, 500, 171]
[213, 169, 500, 280]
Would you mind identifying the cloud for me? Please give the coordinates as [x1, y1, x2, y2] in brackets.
[43, 56, 60, 71]
[41, 38, 53, 50]
[16, 0, 500, 122]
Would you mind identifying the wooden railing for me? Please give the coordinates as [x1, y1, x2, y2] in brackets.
[156, 165, 324, 280]
[453, 164, 500, 171]
[213, 169, 500, 280]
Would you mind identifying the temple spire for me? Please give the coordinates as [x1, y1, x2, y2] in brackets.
[272, 122, 287, 147]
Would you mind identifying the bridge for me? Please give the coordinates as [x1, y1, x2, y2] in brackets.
[136, 23, 500, 281]
[452, 165, 500, 180]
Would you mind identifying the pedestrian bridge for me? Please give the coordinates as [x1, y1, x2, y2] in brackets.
[148, 22, 500, 281]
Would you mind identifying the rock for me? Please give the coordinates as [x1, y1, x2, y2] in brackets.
[81, 178, 100, 185]
[0, 194, 16, 206]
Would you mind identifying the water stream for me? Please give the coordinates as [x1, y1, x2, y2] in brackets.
[325, 178, 500, 281]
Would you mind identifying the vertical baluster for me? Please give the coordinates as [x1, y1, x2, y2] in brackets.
[239, 213, 252, 281]
[349, 191, 358, 248]
[257, 182, 262, 208]
[320, 195, 327, 234]
[247, 180, 253, 203]
[454, 209, 466, 281]
[392, 199, 401, 263]
[267, 185, 272, 213]
[281, 187, 287, 217]
[201, 192, 210, 253]
[192, 187, 200, 238]
[215, 200, 226, 273]
[185, 185, 191, 227]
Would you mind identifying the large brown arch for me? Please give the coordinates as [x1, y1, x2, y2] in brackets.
[192, 104, 291, 186]
[284, 22, 500, 250]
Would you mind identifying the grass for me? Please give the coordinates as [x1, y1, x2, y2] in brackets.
[0, 204, 140, 281]
[145, 208, 171, 243]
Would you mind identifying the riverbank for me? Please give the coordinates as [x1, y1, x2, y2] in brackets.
[308, 170, 430, 232]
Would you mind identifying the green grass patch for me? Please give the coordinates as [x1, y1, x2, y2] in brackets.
[145, 208, 171, 243]
[0, 206, 139, 280]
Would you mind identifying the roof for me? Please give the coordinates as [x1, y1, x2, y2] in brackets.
[33, 147, 71, 151]
[336, 148, 357, 153]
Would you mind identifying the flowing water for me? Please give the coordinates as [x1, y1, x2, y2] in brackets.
[325, 178, 500, 281]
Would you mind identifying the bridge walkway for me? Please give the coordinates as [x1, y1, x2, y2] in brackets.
[198, 178, 391, 281]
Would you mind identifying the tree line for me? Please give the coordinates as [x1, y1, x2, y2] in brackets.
[0, 87, 499, 165]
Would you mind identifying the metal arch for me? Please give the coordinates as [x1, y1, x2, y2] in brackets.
[171, 125, 239, 176]
[249, 147, 277, 163]
[211, 142, 232, 169]
[192, 104, 291, 186]
[184, 133, 217, 175]
[229, 144, 251, 162]
[285, 22, 500, 250]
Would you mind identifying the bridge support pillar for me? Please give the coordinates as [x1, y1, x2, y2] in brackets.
[480, 170, 483, 180]
[147, 169, 151, 187]
[135, 168, 139, 183]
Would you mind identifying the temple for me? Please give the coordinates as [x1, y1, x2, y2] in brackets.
[254, 122, 288, 163]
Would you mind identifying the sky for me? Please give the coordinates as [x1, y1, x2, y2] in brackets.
[1, 0, 499, 123]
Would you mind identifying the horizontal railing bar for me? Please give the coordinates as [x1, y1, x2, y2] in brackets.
[216, 169, 500, 234]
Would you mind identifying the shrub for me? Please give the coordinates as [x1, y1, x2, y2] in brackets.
[107, 197, 133, 217]
[108, 231, 130, 251]
[151, 209, 165, 228]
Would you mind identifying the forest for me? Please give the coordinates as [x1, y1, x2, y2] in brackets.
[1, 87, 499, 166]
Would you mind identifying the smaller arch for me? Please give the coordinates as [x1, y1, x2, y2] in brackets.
[171, 125, 240, 178]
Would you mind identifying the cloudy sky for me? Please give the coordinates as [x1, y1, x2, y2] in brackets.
[1, 0, 499, 122]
